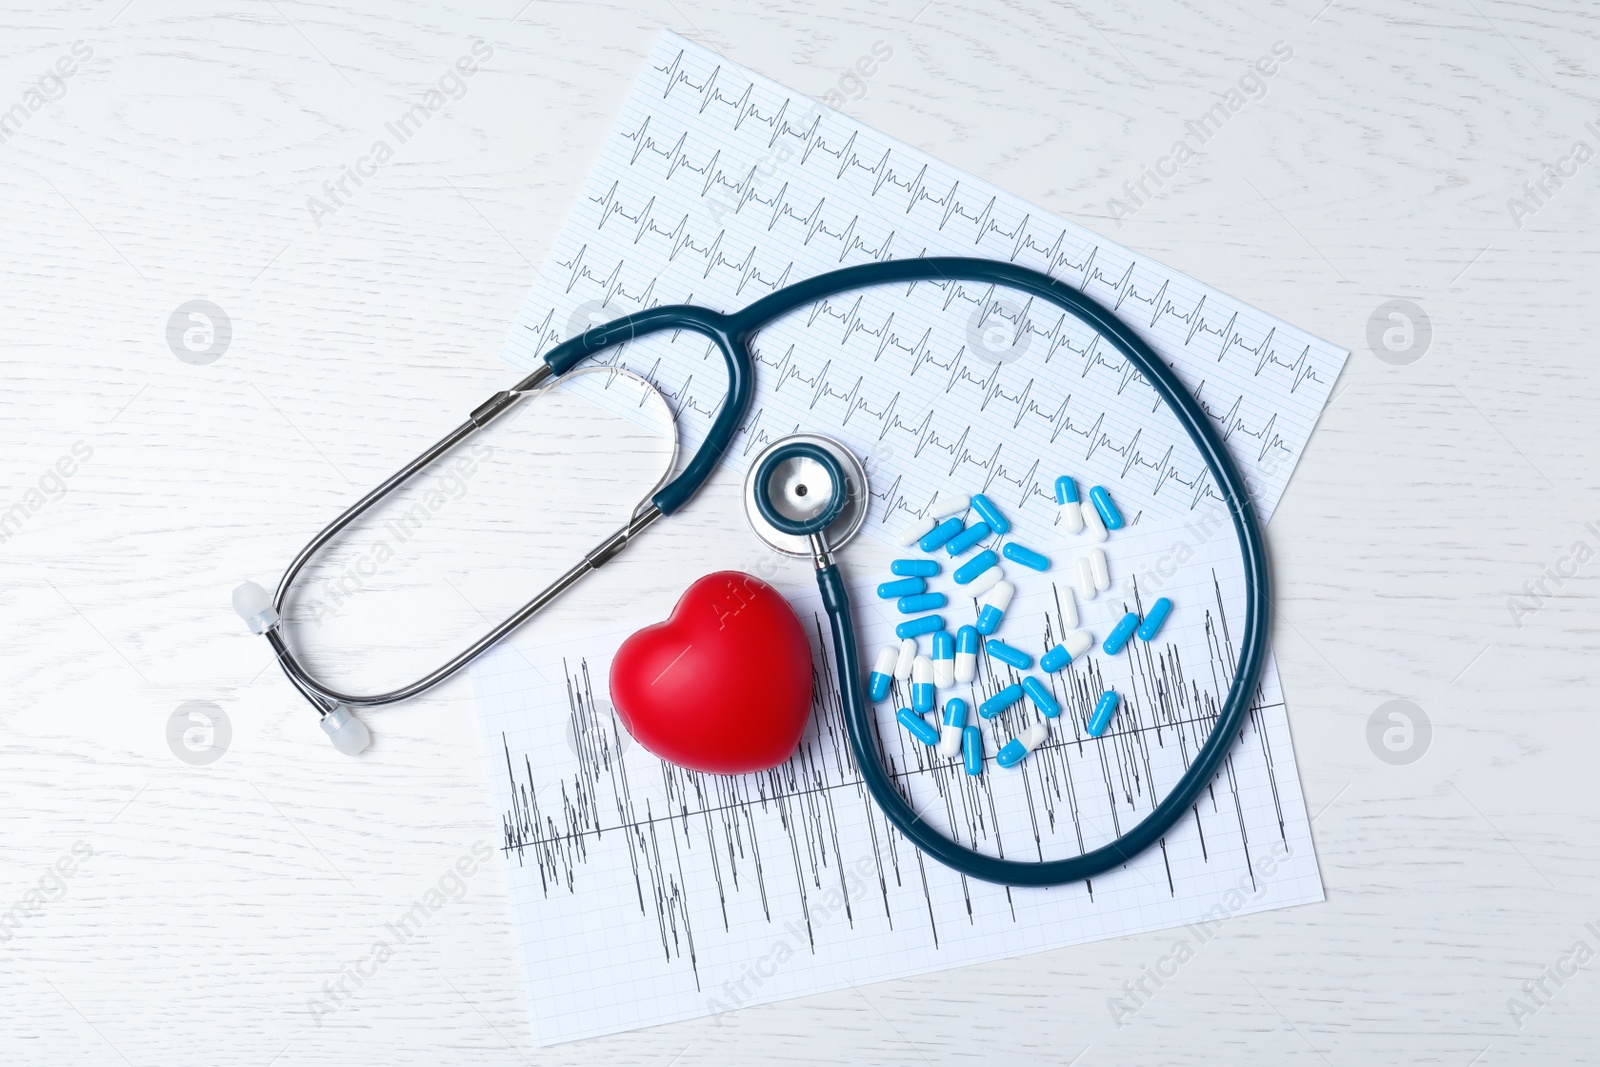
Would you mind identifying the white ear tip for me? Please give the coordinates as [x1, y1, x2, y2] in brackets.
[320, 706, 371, 755]
[232, 581, 280, 634]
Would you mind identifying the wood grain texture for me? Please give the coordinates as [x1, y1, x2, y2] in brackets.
[2, 0, 1597, 1062]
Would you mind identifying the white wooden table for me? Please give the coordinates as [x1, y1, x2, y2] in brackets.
[3, 1, 1596, 1062]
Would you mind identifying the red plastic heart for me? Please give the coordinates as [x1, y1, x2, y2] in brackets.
[609, 571, 813, 775]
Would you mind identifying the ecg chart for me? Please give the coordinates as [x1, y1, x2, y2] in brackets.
[477, 31, 1339, 1045]
[498, 31, 1348, 547]
[473, 520, 1323, 1046]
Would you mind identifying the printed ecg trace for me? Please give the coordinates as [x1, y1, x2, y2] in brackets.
[473, 565, 1322, 1045]
[498, 573, 1287, 986]
[498, 32, 1348, 546]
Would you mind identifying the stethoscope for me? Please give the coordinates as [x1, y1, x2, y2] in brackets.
[235, 256, 1270, 888]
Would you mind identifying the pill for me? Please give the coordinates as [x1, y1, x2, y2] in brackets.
[897, 707, 939, 746]
[954, 549, 999, 584]
[1060, 587, 1079, 629]
[995, 722, 1052, 767]
[869, 645, 897, 702]
[891, 558, 940, 577]
[931, 629, 955, 687]
[929, 493, 971, 519]
[945, 521, 992, 556]
[898, 591, 947, 614]
[979, 683, 1024, 719]
[1021, 676, 1060, 718]
[894, 637, 916, 680]
[969, 493, 1011, 535]
[1103, 612, 1139, 655]
[1137, 597, 1173, 641]
[1089, 485, 1124, 530]
[919, 516, 964, 552]
[1039, 630, 1094, 672]
[938, 697, 968, 756]
[1074, 556, 1096, 600]
[1087, 690, 1120, 737]
[985, 639, 1032, 670]
[1080, 495, 1108, 542]
[897, 614, 944, 639]
[954, 625, 980, 683]
[1089, 547, 1110, 592]
[911, 656, 935, 712]
[963, 563, 1004, 598]
[878, 576, 926, 599]
[1021, 720, 1049, 751]
[1055, 475, 1083, 534]
[975, 580, 1013, 636]
[1002, 541, 1050, 572]
[962, 725, 983, 775]
[894, 513, 935, 548]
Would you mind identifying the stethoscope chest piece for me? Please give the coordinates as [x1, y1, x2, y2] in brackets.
[743, 433, 869, 556]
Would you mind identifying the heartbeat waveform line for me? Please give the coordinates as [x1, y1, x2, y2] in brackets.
[500, 49, 1344, 541]
[497, 572, 1285, 982]
[501, 37, 1346, 552]
[538, 249, 1293, 519]
[610, 109, 1327, 394]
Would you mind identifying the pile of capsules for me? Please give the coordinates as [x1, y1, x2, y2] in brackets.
[867, 477, 1173, 777]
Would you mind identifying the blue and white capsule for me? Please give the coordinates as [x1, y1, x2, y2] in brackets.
[954, 625, 980, 683]
[878, 576, 925, 599]
[1103, 612, 1139, 655]
[1054, 475, 1083, 534]
[944, 521, 991, 556]
[1002, 541, 1050, 572]
[898, 591, 947, 614]
[869, 645, 898, 702]
[1021, 676, 1060, 719]
[996, 721, 1049, 768]
[911, 656, 935, 713]
[896, 614, 944, 639]
[985, 639, 1032, 670]
[1080, 493, 1108, 543]
[931, 629, 955, 688]
[897, 707, 939, 746]
[1137, 597, 1173, 641]
[1087, 690, 1120, 737]
[975, 580, 1014, 636]
[954, 549, 999, 585]
[979, 683, 1024, 719]
[1089, 485, 1124, 530]
[891, 558, 940, 577]
[969, 493, 1010, 535]
[919, 516, 964, 552]
[938, 697, 968, 757]
[964, 563, 1004, 598]
[962, 726, 983, 775]
[1039, 630, 1094, 673]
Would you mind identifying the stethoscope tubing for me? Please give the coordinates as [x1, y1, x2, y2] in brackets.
[736, 259, 1270, 887]
[268, 256, 1268, 889]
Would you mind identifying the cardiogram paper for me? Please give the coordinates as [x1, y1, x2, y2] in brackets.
[476, 29, 1344, 1045]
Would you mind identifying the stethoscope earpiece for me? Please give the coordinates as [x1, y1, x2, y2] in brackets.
[234, 579, 372, 755]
